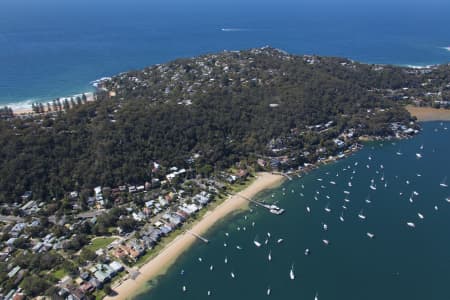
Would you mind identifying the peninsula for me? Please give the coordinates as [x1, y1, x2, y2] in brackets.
[0, 47, 449, 299]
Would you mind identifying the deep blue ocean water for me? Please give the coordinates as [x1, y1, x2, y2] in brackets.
[1, 0, 450, 108]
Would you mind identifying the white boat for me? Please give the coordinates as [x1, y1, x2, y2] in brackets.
[322, 239, 329, 245]
[267, 232, 271, 238]
[396, 150, 403, 156]
[207, 290, 211, 296]
[358, 210, 366, 220]
[198, 257, 203, 262]
[406, 222, 416, 228]
[317, 178, 323, 181]
[304, 248, 310, 255]
[416, 153, 422, 158]
[224, 256, 228, 264]
[268, 250, 272, 261]
[277, 238, 284, 243]
[417, 213, 424, 219]
[182, 286, 187, 292]
[366, 232, 375, 239]
[434, 205, 439, 211]
[265, 238, 269, 245]
[344, 190, 350, 194]
[322, 223, 328, 231]
[413, 191, 419, 196]
[314, 292, 319, 300]
[330, 181, 336, 185]
[440, 177, 448, 187]
[224, 243, 227, 247]
[306, 206, 311, 213]
[446, 197, 450, 203]
[231, 272, 235, 279]
[406, 180, 410, 185]
[339, 213, 345, 222]
[289, 264, 295, 280]
[324, 204, 331, 213]
[254, 237, 262, 248]
[369, 184, 377, 190]
[210, 265, 214, 271]
[267, 287, 271, 296]
[420, 144, 424, 150]
[225, 232, 229, 237]
[348, 181, 352, 187]
[236, 245, 243, 250]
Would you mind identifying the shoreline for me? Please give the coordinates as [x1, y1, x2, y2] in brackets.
[104, 172, 284, 300]
[406, 105, 450, 122]
[9, 91, 95, 116]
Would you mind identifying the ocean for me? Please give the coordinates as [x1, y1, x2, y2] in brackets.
[135, 121, 450, 300]
[1, 0, 450, 109]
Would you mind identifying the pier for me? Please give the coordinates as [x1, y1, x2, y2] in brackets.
[233, 193, 285, 215]
[272, 171, 293, 180]
[186, 230, 209, 243]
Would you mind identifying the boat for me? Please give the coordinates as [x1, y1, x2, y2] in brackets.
[269, 204, 285, 215]
[317, 178, 323, 181]
[224, 243, 227, 247]
[304, 248, 310, 255]
[322, 223, 328, 231]
[231, 272, 235, 279]
[435, 205, 439, 211]
[254, 237, 262, 248]
[369, 183, 377, 190]
[396, 150, 403, 155]
[324, 204, 331, 212]
[198, 257, 203, 262]
[348, 181, 352, 187]
[268, 250, 272, 261]
[358, 210, 366, 220]
[306, 206, 311, 213]
[315, 292, 319, 300]
[366, 232, 375, 239]
[277, 238, 284, 243]
[446, 197, 450, 203]
[417, 213, 424, 219]
[339, 212, 345, 222]
[420, 144, 424, 150]
[267, 287, 271, 296]
[440, 177, 448, 187]
[344, 190, 350, 194]
[267, 232, 271, 238]
[416, 153, 422, 158]
[264, 238, 269, 245]
[330, 181, 336, 185]
[289, 264, 295, 280]
[413, 191, 419, 196]
[322, 239, 329, 245]
[207, 290, 211, 296]
[344, 198, 350, 202]
[210, 265, 214, 271]
[406, 222, 415, 228]
[236, 245, 243, 250]
[224, 256, 228, 264]
[182, 286, 187, 292]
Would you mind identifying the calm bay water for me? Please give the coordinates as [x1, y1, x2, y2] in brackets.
[1, 0, 450, 107]
[135, 122, 450, 300]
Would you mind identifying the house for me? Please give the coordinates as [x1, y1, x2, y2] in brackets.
[109, 261, 124, 273]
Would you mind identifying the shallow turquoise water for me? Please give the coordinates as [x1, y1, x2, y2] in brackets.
[135, 121, 450, 300]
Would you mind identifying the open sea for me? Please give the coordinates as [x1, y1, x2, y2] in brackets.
[135, 122, 450, 300]
[1, 0, 450, 108]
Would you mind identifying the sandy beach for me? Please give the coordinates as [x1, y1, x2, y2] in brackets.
[406, 105, 450, 122]
[104, 172, 284, 300]
[11, 92, 95, 116]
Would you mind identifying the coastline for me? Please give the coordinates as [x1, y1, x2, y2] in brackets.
[10, 91, 95, 116]
[406, 105, 450, 122]
[104, 172, 284, 300]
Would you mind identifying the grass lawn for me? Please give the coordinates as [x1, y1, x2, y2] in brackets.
[86, 237, 116, 252]
[52, 268, 67, 280]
